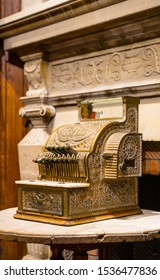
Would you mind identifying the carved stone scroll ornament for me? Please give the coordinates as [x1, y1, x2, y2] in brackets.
[143, 46, 160, 76]
[19, 105, 56, 128]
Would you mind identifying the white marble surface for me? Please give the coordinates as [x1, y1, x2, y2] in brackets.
[0, 208, 160, 245]
[15, 180, 90, 188]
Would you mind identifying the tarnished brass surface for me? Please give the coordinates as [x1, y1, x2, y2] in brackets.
[15, 97, 142, 225]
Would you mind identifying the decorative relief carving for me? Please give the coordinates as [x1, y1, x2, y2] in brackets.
[121, 136, 138, 160]
[122, 50, 142, 73]
[50, 44, 160, 93]
[22, 189, 63, 215]
[109, 53, 121, 81]
[92, 104, 139, 181]
[100, 105, 138, 151]
[69, 148, 136, 215]
[24, 60, 43, 90]
[143, 47, 160, 76]
[19, 105, 55, 128]
[118, 134, 142, 177]
[19, 105, 55, 119]
[69, 132, 137, 216]
[19, 53, 56, 129]
[47, 123, 103, 150]
[21, 53, 48, 97]
[124, 106, 137, 132]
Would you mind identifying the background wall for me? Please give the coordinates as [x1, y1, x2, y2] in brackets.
[22, 0, 49, 10]
[139, 98, 160, 141]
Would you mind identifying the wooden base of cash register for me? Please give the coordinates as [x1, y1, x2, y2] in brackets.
[14, 208, 142, 226]
[14, 179, 142, 226]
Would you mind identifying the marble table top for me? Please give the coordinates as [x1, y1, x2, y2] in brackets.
[0, 208, 160, 245]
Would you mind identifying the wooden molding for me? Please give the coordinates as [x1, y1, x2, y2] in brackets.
[1, 0, 160, 61]
[0, 0, 124, 38]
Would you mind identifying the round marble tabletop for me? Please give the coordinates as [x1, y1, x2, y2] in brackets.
[0, 207, 160, 245]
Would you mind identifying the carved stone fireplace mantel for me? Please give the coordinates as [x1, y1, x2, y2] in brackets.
[1, 0, 160, 102]
[0, 0, 160, 59]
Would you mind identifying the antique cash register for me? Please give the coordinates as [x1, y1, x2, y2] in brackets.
[14, 96, 142, 225]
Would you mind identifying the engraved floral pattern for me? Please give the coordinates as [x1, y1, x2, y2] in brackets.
[22, 190, 63, 215]
[68, 104, 139, 215]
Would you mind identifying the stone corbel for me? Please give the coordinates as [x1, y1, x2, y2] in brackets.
[21, 53, 48, 97]
[19, 104, 56, 128]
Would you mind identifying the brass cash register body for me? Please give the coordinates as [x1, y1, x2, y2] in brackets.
[15, 97, 142, 225]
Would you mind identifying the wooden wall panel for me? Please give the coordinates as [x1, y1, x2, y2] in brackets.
[0, 0, 28, 260]
[0, 54, 6, 212]
[1, 54, 26, 208]
[0, 52, 28, 260]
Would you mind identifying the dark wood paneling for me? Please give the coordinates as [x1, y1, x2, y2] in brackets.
[0, 0, 28, 260]
[0, 51, 27, 259]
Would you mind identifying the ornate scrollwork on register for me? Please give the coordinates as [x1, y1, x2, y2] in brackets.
[14, 96, 142, 225]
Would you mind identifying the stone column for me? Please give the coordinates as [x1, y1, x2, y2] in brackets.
[22, 243, 51, 260]
[18, 101, 55, 180]
[18, 53, 55, 259]
[18, 52, 55, 180]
